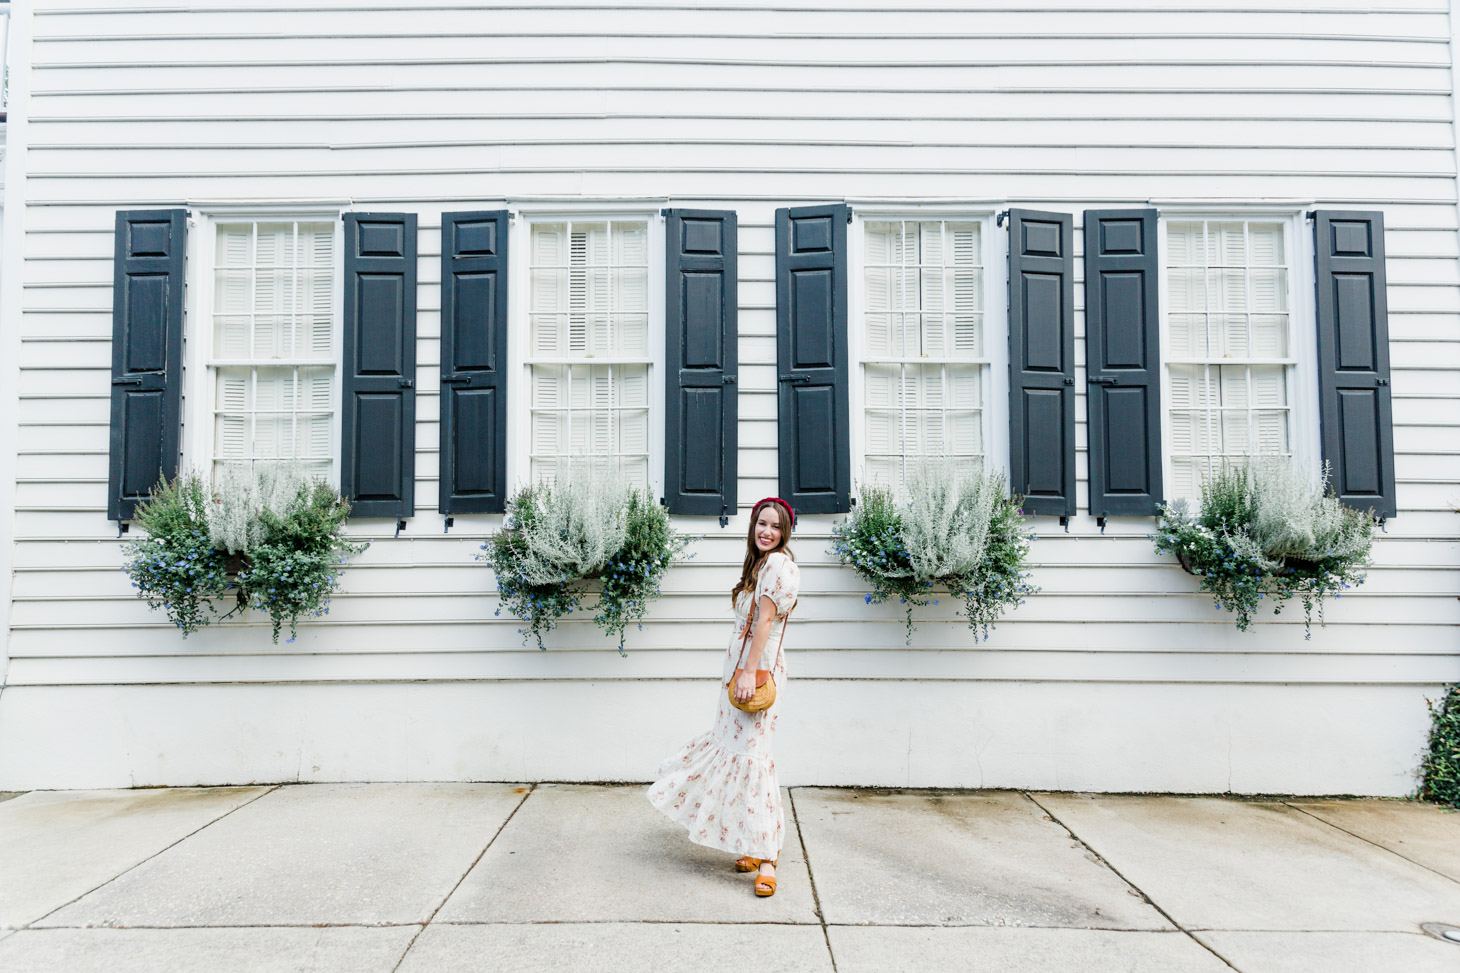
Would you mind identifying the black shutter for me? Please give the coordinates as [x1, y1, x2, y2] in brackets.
[775, 204, 850, 514]
[439, 211, 509, 515]
[665, 209, 737, 519]
[1313, 210, 1396, 519]
[1007, 208, 1075, 517]
[1083, 209, 1162, 517]
[342, 213, 417, 519]
[108, 209, 187, 521]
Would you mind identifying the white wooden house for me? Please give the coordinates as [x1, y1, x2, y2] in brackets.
[0, 0, 1455, 794]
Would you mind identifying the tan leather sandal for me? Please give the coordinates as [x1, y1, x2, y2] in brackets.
[735, 856, 762, 872]
[754, 858, 779, 897]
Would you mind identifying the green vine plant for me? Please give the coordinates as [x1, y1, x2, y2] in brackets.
[479, 474, 690, 653]
[122, 465, 367, 642]
[830, 460, 1037, 644]
[1419, 684, 1460, 808]
[1153, 460, 1373, 638]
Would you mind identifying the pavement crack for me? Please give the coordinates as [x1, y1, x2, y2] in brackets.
[24, 784, 283, 931]
[1281, 800, 1460, 888]
[788, 787, 839, 973]
[388, 782, 536, 973]
[1022, 792, 1242, 972]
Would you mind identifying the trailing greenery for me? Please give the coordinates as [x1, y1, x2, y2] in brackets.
[242, 480, 366, 642]
[830, 461, 1037, 644]
[123, 473, 230, 636]
[1153, 460, 1373, 637]
[122, 466, 366, 642]
[479, 477, 690, 652]
[1419, 685, 1460, 808]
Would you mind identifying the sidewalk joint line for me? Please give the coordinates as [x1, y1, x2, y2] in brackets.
[789, 787, 839, 973]
[1281, 801, 1460, 888]
[23, 784, 283, 931]
[388, 783, 537, 973]
[1022, 792, 1242, 972]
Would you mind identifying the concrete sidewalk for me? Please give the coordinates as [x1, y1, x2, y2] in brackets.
[0, 784, 1457, 972]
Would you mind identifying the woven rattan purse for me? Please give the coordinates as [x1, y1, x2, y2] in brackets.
[727, 600, 796, 714]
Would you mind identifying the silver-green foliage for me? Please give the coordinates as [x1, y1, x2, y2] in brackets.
[1153, 458, 1373, 636]
[208, 462, 314, 553]
[480, 471, 688, 651]
[901, 460, 1000, 581]
[510, 472, 630, 585]
[831, 459, 1037, 644]
[1231, 459, 1373, 568]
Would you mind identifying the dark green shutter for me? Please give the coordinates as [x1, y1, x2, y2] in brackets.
[1313, 210, 1396, 519]
[665, 209, 737, 519]
[775, 204, 850, 515]
[342, 213, 417, 519]
[1007, 209, 1075, 517]
[108, 209, 187, 521]
[439, 211, 509, 515]
[1083, 209, 1162, 517]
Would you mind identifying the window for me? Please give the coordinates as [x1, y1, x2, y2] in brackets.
[1164, 218, 1296, 500]
[859, 218, 988, 491]
[208, 220, 338, 483]
[526, 219, 652, 487]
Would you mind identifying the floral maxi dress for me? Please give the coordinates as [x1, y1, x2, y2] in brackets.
[646, 551, 800, 861]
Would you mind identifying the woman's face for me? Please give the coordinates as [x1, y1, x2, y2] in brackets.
[753, 506, 784, 552]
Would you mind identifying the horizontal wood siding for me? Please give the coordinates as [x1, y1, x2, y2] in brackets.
[6, 2, 1458, 711]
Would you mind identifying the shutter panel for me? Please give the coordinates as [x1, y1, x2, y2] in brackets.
[665, 209, 737, 518]
[439, 210, 509, 515]
[342, 213, 417, 518]
[1007, 208, 1075, 517]
[775, 204, 850, 514]
[108, 209, 187, 521]
[1083, 208, 1162, 516]
[1313, 210, 1396, 519]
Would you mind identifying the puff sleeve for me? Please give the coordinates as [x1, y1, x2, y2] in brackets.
[754, 552, 800, 618]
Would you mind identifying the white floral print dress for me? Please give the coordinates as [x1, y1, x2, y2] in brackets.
[647, 551, 800, 860]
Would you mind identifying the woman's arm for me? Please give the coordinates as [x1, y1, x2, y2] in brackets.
[733, 594, 779, 702]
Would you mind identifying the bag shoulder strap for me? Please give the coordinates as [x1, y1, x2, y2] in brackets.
[734, 597, 797, 674]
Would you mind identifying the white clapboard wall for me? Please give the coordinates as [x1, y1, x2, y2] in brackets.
[0, 1, 1457, 793]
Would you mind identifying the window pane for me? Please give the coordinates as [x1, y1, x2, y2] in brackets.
[1164, 217, 1293, 498]
[861, 219, 987, 494]
[211, 220, 337, 482]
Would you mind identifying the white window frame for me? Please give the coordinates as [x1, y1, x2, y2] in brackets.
[182, 206, 346, 487]
[508, 206, 667, 497]
[1156, 208, 1321, 504]
[848, 206, 1009, 495]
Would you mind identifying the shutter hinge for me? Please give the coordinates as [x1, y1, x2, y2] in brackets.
[398, 378, 414, 389]
[723, 375, 737, 384]
[996, 210, 1010, 228]
[847, 209, 853, 224]
[443, 516, 454, 534]
[1059, 515, 1070, 532]
[1376, 378, 1389, 386]
[1305, 210, 1317, 221]
[1376, 515, 1387, 533]
[1062, 377, 1075, 386]
[719, 503, 729, 529]
[395, 519, 406, 538]
[661, 208, 672, 217]
[117, 521, 130, 537]
[1097, 515, 1107, 534]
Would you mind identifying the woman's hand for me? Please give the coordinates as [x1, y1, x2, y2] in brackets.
[734, 669, 757, 703]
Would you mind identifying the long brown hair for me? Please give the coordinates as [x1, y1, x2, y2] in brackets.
[730, 499, 794, 607]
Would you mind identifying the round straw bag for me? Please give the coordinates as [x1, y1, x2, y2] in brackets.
[727, 602, 795, 714]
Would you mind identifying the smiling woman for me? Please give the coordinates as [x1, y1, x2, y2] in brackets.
[647, 497, 800, 898]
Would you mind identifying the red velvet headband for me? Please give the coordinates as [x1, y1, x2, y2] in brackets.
[755, 496, 796, 530]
